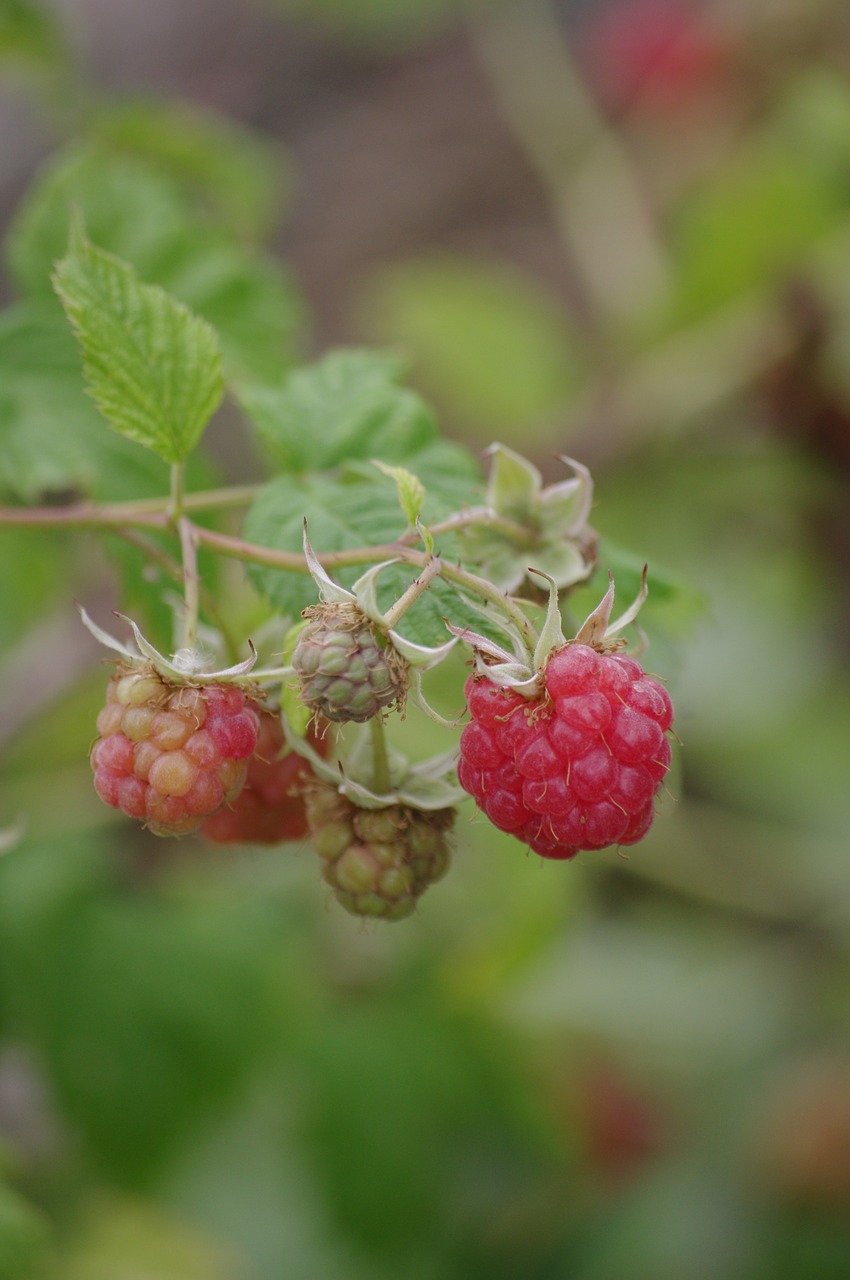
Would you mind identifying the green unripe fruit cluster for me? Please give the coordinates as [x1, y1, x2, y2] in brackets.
[292, 603, 406, 724]
[304, 782, 454, 921]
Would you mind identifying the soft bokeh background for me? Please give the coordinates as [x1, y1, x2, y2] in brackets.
[1, 0, 850, 1276]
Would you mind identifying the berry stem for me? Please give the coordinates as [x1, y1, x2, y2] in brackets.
[178, 517, 200, 651]
[102, 528, 241, 662]
[369, 716, 392, 795]
[381, 556, 443, 631]
[168, 462, 186, 523]
[398, 510, 534, 546]
[0, 496, 537, 644]
[196, 526, 538, 646]
[0, 484, 260, 529]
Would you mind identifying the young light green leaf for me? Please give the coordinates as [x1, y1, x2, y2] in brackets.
[372, 460, 426, 527]
[416, 516, 435, 556]
[52, 216, 223, 465]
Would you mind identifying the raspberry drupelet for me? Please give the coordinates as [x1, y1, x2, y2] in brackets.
[91, 666, 260, 836]
[458, 643, 673, 860]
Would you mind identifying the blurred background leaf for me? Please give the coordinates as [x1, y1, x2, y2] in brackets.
[356, 256, 584, 444]
[2, 0, 850, 1276]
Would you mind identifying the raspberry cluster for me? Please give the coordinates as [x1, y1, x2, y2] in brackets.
[304, 782, 453, 920]
[458, 643, 673, 859]
[91, 667, 260, 837]
[201, 709, 325, 845]
[293, 602, 405, 724]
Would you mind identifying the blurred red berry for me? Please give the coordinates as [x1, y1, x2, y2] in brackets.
[579, 0, 730, 114]
[202, 709, 328, 845]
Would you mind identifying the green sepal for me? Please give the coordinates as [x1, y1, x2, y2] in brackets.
[537, 455, 593, 538]
[286, 725, 463, 811]
[485, 442, 540, 523]
[458, 446, 596, 593]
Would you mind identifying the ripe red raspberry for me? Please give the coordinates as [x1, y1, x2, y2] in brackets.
[201, 710, 328, 845]
[91, 666, 260, 837]
[458, 643, 673, 860]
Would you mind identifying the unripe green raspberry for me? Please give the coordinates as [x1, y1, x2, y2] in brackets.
[406, 811, 453, 893]
[304, 782, 454, 920]
[293, 603, 407, 724]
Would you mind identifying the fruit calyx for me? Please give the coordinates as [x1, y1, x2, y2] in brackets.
[457, 445, 598, 594]
[283, 718, 464, 813]
[78, 604, 260, 688]
[448, 566, 649, 702]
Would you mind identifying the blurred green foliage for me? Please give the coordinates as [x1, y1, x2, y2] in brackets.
[357, 257, 584, 443]
[2, 0, 850, 1277]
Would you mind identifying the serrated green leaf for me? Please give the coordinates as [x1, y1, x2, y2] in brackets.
[0, 301, 178, 501]
[52, 218, 223, 465]
[372, 461, 425, 527]
[237, 348, 437, 471]
[244, 472, 510, 647]
[243, 472, 409, 617]
[243, 441, 481, 618]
